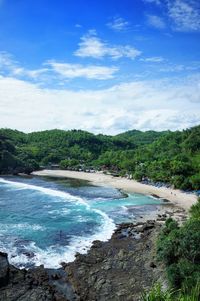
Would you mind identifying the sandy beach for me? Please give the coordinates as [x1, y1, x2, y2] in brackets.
[32, 169, 198, 210]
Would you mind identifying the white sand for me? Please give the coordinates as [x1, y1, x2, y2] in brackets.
[32, 169, 198, 211]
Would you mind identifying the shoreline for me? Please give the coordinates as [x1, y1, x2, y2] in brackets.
[0, 172, 191, 300]
[0, 209, 188, 300]
[32, 169, 198, 211]
[0, 172, 176, 270]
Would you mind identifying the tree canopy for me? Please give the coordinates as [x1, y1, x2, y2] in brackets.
[0, 125, 200, 190]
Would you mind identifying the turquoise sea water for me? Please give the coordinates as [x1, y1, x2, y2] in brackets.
[0, 176, 162, 268]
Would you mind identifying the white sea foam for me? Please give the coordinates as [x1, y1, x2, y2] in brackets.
[121, 205, 129, 213]
[0, 204, 116, 269]
[0, 178, 88, 207]
[0, 177, 116, 268]
[0, 223, 45, 232]
[48, 208, 71, 216]
[2, 208, 116, 269]
[43, 204, 52, 208]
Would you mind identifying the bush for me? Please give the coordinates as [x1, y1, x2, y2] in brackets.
[157, 217, 200, 292]
[141, 282, 174, 301]
[189, 174, 200, 190]
[142, 282, 200, 301]
[190, 198, 200, 220]
[157, 218, 179, 265]
[179, 282, 200, 301]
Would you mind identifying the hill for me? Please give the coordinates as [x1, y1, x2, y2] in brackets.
[0, 126, 199, 190]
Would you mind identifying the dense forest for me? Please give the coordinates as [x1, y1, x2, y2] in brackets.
[0, 125, 200, 191]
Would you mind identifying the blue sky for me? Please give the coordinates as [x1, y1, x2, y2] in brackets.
[0, 0, 200, 134]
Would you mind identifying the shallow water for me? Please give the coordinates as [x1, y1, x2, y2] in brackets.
[0, 175, 162, 268]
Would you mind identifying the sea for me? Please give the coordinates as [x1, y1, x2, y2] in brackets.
[0, 175, 163, 269]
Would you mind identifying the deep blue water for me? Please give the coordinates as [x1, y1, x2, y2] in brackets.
[0, 176, 162, 268]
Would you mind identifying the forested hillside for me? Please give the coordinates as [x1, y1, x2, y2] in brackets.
[0, 126, 200, 190]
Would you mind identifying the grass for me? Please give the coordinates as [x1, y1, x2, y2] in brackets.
[141, 282, 200, 301]
[141, 283, 175, 301]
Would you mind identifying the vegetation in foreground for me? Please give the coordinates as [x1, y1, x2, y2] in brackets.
[0, 125, 200, 191]
[142, 199, 200, 301]
[142, 282, 200, 301]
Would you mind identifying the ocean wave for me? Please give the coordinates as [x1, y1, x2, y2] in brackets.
[0, 177, 116, 268]
[121, 205, 129, 213]
[2, 208, 115, 269]
[47, 208, 71, 216]
[0, 178, 88, 207]
[0, 206, 115, 269]
[0, 223, 45, 232]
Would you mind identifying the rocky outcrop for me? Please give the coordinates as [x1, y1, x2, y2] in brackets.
[0, 252, 9, 288]
[64, 220, 165, 301]
[0, 259, 77, 301]
[0, 207, 187, 301]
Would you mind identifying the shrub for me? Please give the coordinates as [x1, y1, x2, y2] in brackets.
[190, 198, 200, 220]
[141, 282, 174, 301]
[189, 174, 200, 190]
[157, 217, 200, 292]
[142, 282, 200, 301]
[157, 218, 179, 265]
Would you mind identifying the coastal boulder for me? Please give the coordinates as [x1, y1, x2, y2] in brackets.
[0, 252, 9, 288]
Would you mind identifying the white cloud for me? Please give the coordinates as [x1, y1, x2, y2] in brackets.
[143, 0, 161, 4]
[46, 61, 118, 80]
[159, 62, 200, 73]
[0, 51, 17, 70]
[13, 67, 49, 79]
[75, 24, 82, 28]
[0, 51, 118, 81]
[145, 1, 200, 32]
[0, 51, 49, 79]
[146, 15, 166, 29]
[107, 17, 130, 32]
[167, 0, 200, 32]
[74, 31, 141, 60]
[0, 74, 199, 134]
[141, 56, 165, 63]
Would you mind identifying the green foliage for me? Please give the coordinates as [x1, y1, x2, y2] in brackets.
[157, 204, 200, 295]
[116, 129, 166, 146]
[190, 198, 200, 220]
[142, 282, 200, 301]
[189, 174, 200, 190]
[142, 282, 175, 301]
[0, 125, 200, 185]
[157, 218, 179, 265]
[59, 159, 79, 169]
[179, 282, 200, 301]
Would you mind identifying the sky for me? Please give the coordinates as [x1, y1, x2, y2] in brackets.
[0, 0, 200, 134]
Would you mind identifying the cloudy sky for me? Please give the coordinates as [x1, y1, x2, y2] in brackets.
[0, 0, 200, 134]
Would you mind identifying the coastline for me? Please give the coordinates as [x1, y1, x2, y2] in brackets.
[0, 172, 191, 300]
[32, 169, 198, 211]
[0, 209, 188, 300]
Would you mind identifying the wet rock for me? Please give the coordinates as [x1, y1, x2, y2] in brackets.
[91, 240, 103, 248]
[0, 252, 9, 288]
[51, 273, 61, 280]
[150, 262, 157, 268]
[23, 251, 35, 258]
[118, 249, 126, 260]
[0, 256, 76, 301]
[151, 194, 160, 199]
[162, 199, 170, 203]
